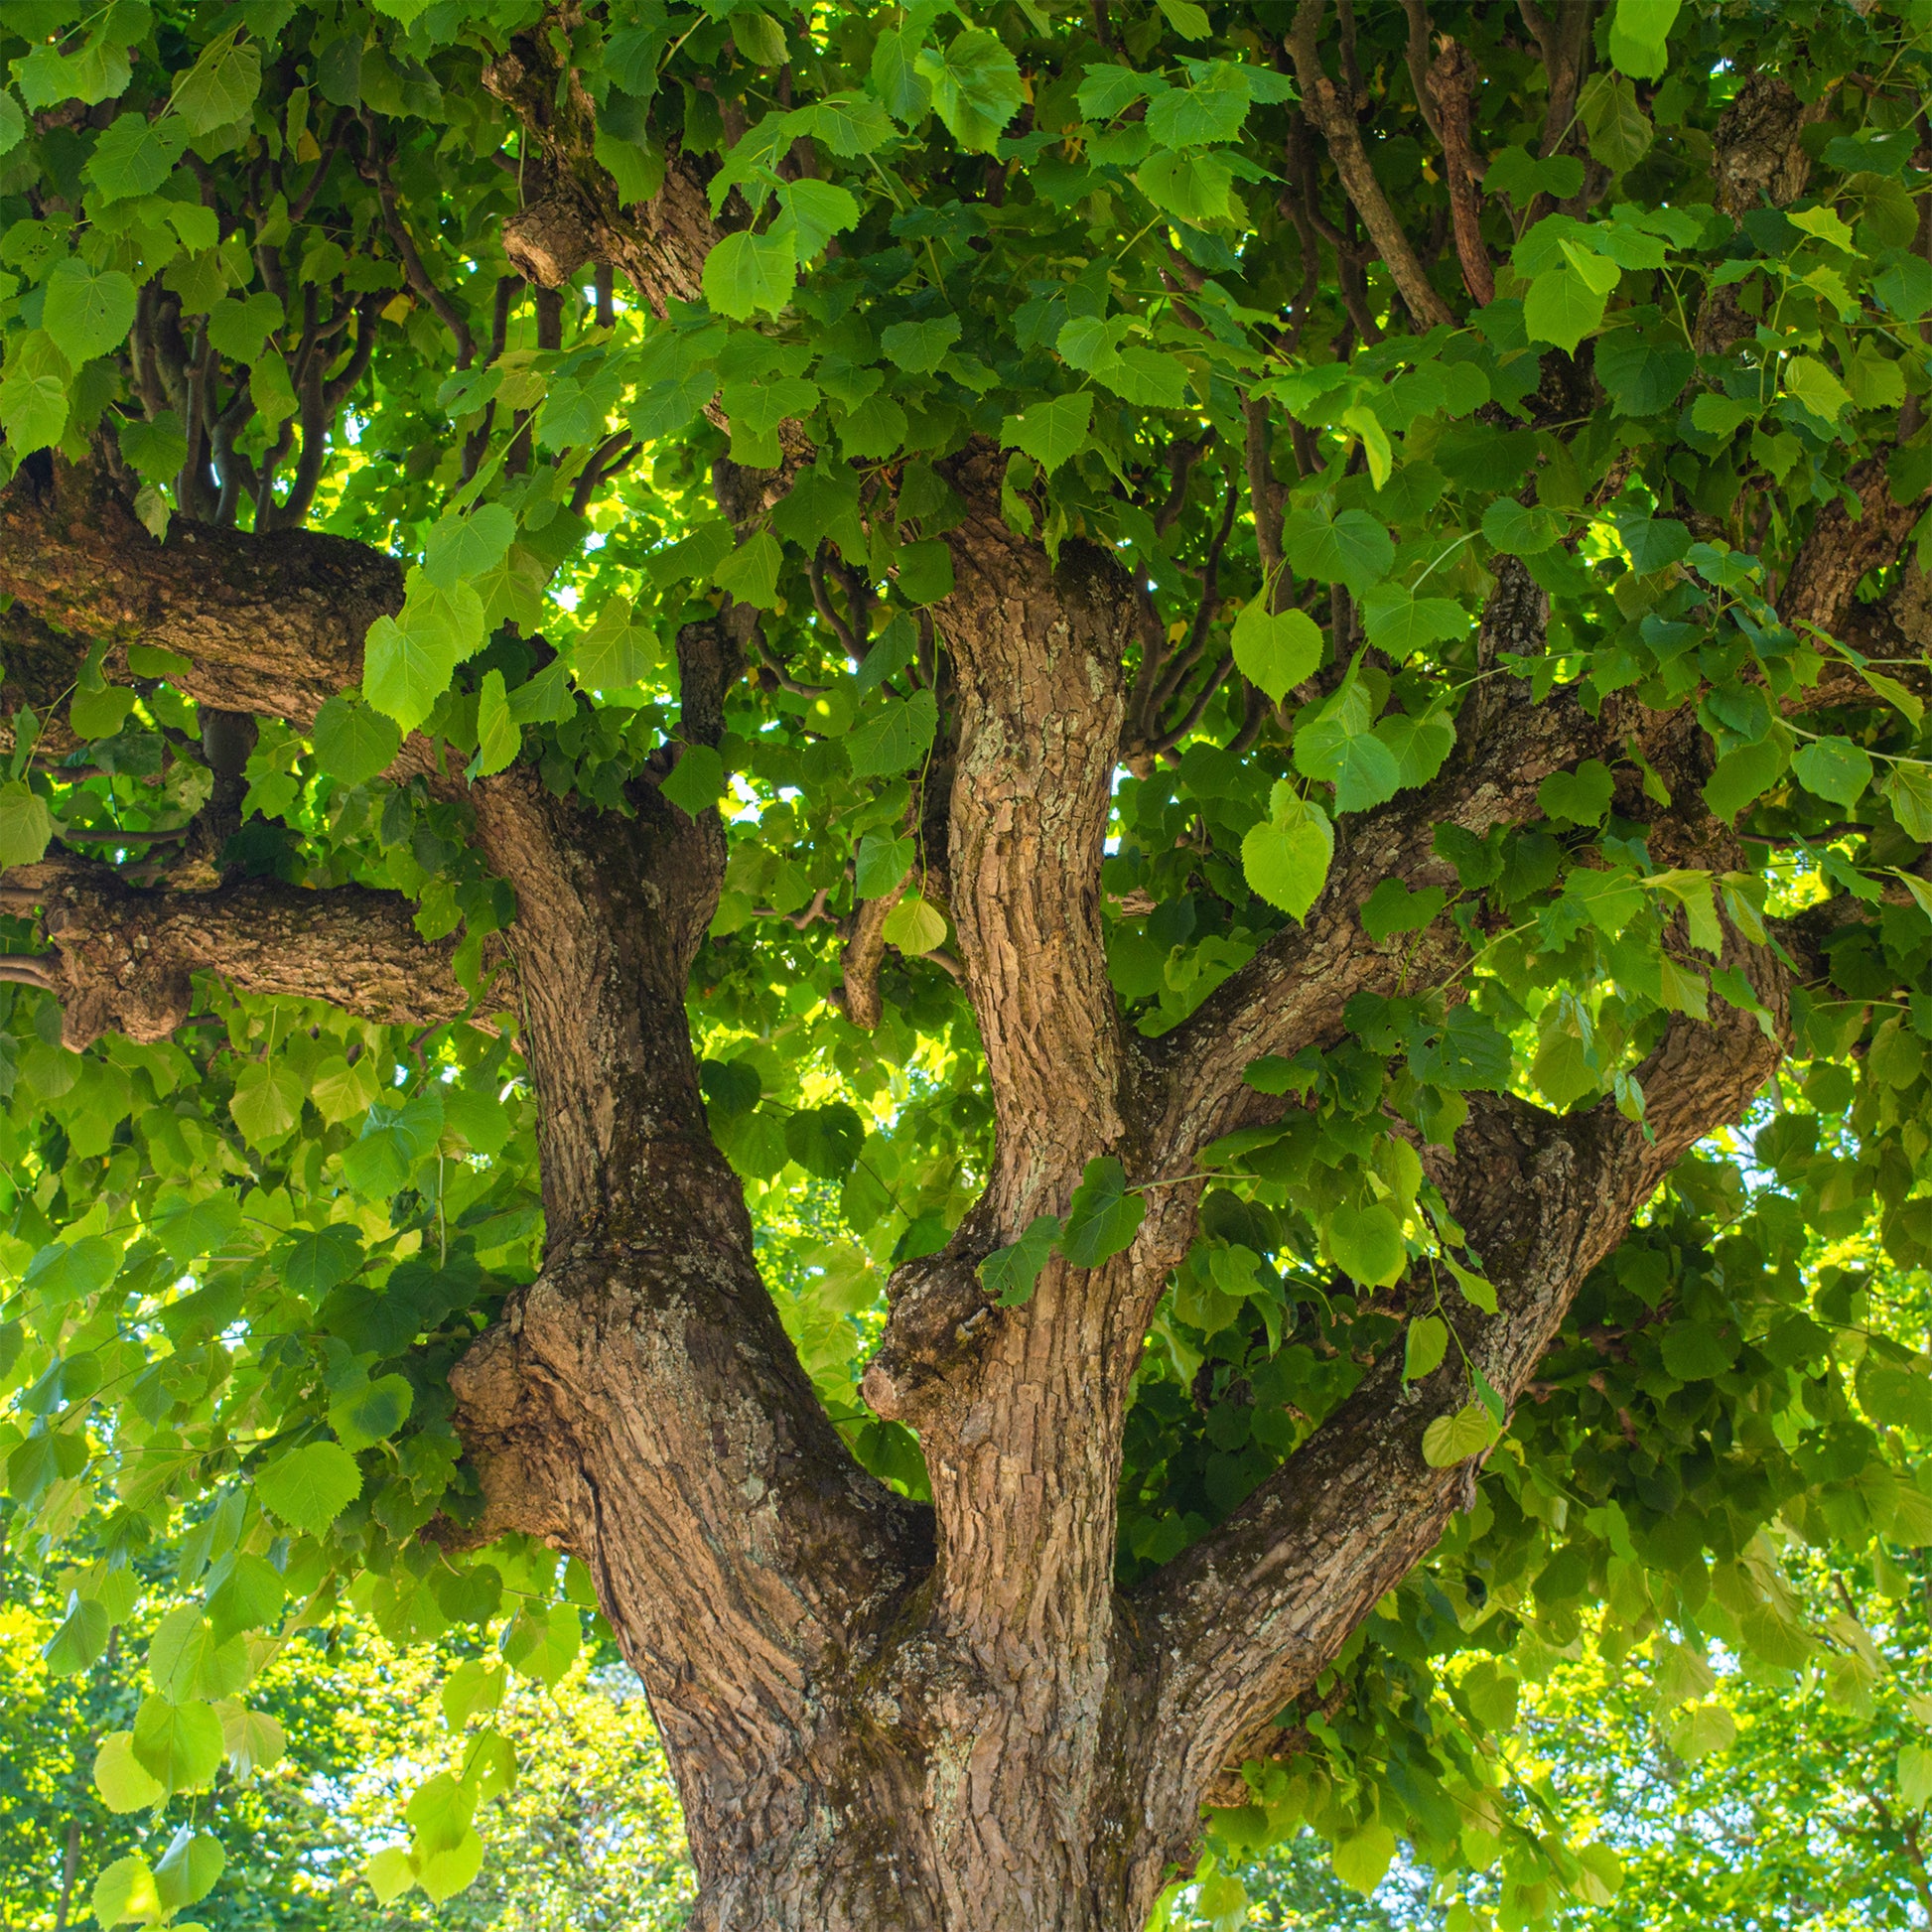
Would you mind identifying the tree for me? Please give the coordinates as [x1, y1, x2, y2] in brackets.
[2, 0, 1932, 1924]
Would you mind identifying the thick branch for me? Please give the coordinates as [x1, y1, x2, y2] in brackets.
[1153, 451, 1932, 1178]
[0, 856, 486, 1048]
[934, 448, 1137, 1228]
[1400, 0, 1441, 144]
[447, 629, 934, 1854]
[1150, 674, 1615, 1173]
[1712, 73, 1828, 219]
[0, 603, 89, 759]
[838, 872, 910, 1031]
[370, 129, 476, 368]
[1134, 924, 1786, 1831]
[0, 461, 398, 730]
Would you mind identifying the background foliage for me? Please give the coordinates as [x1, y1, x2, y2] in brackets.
[0, 1553, 694, 1932]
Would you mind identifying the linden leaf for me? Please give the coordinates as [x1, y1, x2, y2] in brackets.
[1404, 1312, 1450, 1382]
[1422, 1402, 1497, 1467]
[1000, 393, 1093, 476]
[1523, 264, 1608, 352]
[1241, 785, 1334, 919]
[1060, 1156, 1146, 1269]
[883, 893, 947, 955]
[659, 744, 727, 818]
[1668, 1701, 1738, 1761]
[915, 29, 1023, 153]
[703, 228, 797, 319]
[1332, 1823, 1398, 1896]
[1326, 1202, 1407, 1288]
[362, 614, 457, 735]
[1791, 735, 1871, 808]
[330, 1372, 414, 1451]
[1231, 602, 1323, 704]
[131, 1693, 223, 1792]
[173, 28, 262, 134]
[1901, 1741, 1932, 1810]
[154, 1827, 224, 1914]
[0, 781, 54, 866]
[43, 258, 137, 365]
[92, 1856, 162, 1930]
[255, 1442, 362, 1538]
[94, 1731, 166, 1814]
[979, 1215, 1060, 1308]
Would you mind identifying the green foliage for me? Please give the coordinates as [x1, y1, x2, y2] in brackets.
[1157, 1211, 1932, 1931]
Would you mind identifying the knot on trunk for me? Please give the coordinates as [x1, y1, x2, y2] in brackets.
[861, 1250, 1001, 1426]
[3, 863, 193, 1048]
[501, 195, 597, 288]
[438, 1313, 582, 1553]
[1712, 74, 1827, 218]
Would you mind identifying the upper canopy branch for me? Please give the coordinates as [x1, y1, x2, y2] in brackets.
[0, 854, 495, 1049]
[482, 28, 717, 316]
[1131, 922, 1786, 1818]
[1285, 0, 1455, 331]
[1151, 450, 1932, 1183]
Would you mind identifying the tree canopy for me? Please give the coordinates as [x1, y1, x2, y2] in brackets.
[3, 0, 1932, 1926]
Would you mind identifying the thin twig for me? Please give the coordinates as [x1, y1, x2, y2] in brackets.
[366, 119, 476, 367]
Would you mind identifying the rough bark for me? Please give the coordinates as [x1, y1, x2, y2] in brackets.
[1149, 670, 1607, 1173]
[838, 876, 909, 1032]
[844, 467, 1192, 1929]
[444, 627, 945, 1927]
[935, 466, 1135, 1229]
[1780, 454, 1929, 636]
[1712, 74, 1829, 219]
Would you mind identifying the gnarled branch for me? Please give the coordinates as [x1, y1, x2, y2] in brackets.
[1781, 455, 1931, 637]
[481, 31, 716, 318]
[0, 855, 495, 1048]
[0, 460, 399, 731]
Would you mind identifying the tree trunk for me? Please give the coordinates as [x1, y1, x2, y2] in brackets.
[5, 54, 1915, 1883]
[382, 533, 1184, 1928]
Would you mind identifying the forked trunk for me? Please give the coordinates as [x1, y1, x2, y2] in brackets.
[442, 603, 1191, 1932]
[434, 507, 1792, 1932]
